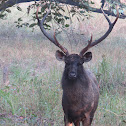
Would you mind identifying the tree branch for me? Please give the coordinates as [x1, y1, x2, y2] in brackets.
[90, 7, 126, 19]
[0, 0, 126, 19]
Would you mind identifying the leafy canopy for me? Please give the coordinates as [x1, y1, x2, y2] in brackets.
[0, 0, 126, 30]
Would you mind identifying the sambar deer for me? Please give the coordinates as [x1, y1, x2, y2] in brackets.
[36, 5, 119, 126]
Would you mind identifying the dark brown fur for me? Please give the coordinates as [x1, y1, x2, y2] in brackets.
[56, 52, 99, 126]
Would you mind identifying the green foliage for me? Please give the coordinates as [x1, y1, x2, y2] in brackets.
[97, 55, 111, 86]
[106, 0, 126, 15]
[0, 64, 63, 125]
[96, 55, 125, 93]
[1, 0, 125, 31]
[0, 12, 6, 19]
[0, 89, 16, 115]
[5, 9, 11, 13]
[0, 8, 11, 19]
[0, 0, 94, 30]
[29, 23, 37, 28]
[0, 0, 8, 7]
[96, 90, 126, 125]
[17, 6, 22, 11]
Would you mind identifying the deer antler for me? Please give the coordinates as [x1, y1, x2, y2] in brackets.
[36, 5, 69, 56]
[79, 7, 119, 57]
[79, 35, 93, 57]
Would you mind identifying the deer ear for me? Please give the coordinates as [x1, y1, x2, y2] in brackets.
[83, 52, 92, 62]
[55, 50, 66, 61]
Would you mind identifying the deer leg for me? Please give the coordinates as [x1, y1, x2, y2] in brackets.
[82, 119, 90, 126]
[64, 115, 73, 126]
[74, 121, 80, 126]
[89, 111, 95, 125]
[65, 123, 73, 126]
[82, 113, 91, 126]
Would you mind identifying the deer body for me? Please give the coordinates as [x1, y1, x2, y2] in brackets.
[56, 53, 99, 126]
[62, 69, 99, 125]
[36, 5, 119, 126]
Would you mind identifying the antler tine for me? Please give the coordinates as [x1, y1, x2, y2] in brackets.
[54, 31, 69, 55]
[89, 7, 119, 48]
[79, 35, 93, 57]
[101, 8, 111, 25]
[36, 5, 69, 55]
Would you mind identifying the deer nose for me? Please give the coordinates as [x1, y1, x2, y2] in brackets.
[69, 72, 77, 79]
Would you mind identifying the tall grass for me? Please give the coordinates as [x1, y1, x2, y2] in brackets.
[0, 51, 125, 125]
[95, 55, 126, 92]
[0, 64, 63, 125]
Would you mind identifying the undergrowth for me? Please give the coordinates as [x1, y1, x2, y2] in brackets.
[0, 58, 126, 126]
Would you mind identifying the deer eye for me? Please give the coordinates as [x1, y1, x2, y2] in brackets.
[65, 61, 70, 65]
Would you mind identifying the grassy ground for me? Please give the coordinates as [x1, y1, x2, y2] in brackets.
[0, 2, 126, 126]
